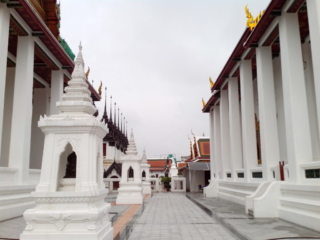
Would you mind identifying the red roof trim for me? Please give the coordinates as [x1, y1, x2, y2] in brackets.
[208, 0, 288, 99]
[19, 0, 74, 70]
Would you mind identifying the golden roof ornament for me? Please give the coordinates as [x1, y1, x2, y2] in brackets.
[245, 5, 264, 31]
[209, 77, 215, 88]
[98, 81, 102, 96]
[202, 98, 206, 108]
[85, 66, 90, 79]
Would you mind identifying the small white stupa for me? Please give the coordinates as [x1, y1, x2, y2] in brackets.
[169, 154, 178, 177]
[116, 130, 143, 204]
[20, 44, 113, 240]
[140, 148, 151, 194]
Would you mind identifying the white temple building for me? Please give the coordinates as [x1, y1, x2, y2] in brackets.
[0, 1, 101, 222]
[203, 0, 320, 232]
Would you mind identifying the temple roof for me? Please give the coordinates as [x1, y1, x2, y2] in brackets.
[202, 0, 308, 113]
[104, 161, 122, 178]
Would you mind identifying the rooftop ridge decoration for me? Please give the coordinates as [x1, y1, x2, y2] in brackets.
[245, 5, 264, 31]
[202, 98, 206, 108]
[209, 77, 215, 88]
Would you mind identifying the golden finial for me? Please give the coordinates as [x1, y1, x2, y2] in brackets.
[98, 81, 102, 96]
[245, 4, 264, 31]
[202, 132, 205, 137]
[85, 66, 90, 79]
[202, 98, 206, 108]
[209, 77, 215, 88]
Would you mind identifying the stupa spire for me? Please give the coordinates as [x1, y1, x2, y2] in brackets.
[141, 147, 148, 163]
[57, 44, 95, 116]
[126, 129, 137, 155]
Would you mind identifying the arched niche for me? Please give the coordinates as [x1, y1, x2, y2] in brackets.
[56, 142, 78, 191]
[128, 166, 134, 181]
[142, 170, 146, 178]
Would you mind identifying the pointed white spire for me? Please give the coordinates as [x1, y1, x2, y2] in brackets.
[141, 147, 148, 163]
[126, 129, 138, 155]
[56, 43, 96, 115]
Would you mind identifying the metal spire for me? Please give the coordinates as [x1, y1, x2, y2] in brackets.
[110, 96, 113, 122]
[123, 117, 126, 134]
[114, 102, 116, 126]
[121, 113, 123, 132]
[117, 108, 120, 128]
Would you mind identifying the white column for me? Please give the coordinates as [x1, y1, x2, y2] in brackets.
[279, 12, 313, 183]
[220, 90, 231, 180]
[30, 87, 49, 169]
[8, 35, 35, 183]
[50, 69, 64, 115]
[213, 106, 221, 179]
[256, 46, 281, 181]
[228, 77, 243, 179]
[0, 68, 15, 167]
[240, 60, 258, 182]
[209, 109, 215, 180]
[0, 4, 10, 162]
[307, 0, 320, 142]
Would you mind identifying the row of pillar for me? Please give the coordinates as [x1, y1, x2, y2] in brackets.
[210, 7, 320, 184]
[0, 3, 65, 184]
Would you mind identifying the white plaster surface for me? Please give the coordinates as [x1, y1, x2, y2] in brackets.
[20, 45, 113, 240]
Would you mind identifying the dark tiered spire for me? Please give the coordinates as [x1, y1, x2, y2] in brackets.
[120, 113, 122, 132]
[117, 108, 120, 128]
[109, 96, 113, 122]
[101, 87, 108, 123]
[114, 102, 117, 126]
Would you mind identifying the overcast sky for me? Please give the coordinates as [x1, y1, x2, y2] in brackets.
[60, 0, 270, 160]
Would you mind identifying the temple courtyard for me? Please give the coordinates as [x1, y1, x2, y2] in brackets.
[1, 192, 319, 240]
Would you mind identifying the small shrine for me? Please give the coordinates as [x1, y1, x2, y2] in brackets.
[140, 148, 151, 194]
[168, 154, 178, 177]
[116, 130, 143, 204]
[20, 44, 113, 240]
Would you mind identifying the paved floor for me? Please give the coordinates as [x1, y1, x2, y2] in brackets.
[128, 193, 240, 240]
[187, 193, 320, 240]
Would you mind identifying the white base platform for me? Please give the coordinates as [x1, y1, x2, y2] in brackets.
[0, 184, 36, 221]
[204, 180, 218, 197]
[141, 182, 151, 195]
[20, 222, 113, 240]
[116, 183, 143, 204]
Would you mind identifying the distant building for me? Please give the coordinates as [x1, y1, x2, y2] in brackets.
[178, 135, 210, 192]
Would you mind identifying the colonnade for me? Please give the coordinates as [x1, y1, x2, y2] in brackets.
[0, 3, 67, 185]
[209, 3, 320, 185]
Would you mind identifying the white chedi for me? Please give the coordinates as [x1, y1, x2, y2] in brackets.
[20, 44, 113, 240]
[116, 130, 144, 204]
[141, 148, 152, 194]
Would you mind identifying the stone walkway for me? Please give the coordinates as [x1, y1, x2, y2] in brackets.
[128, 193, 239, 240]
[187, 193, 320, 240]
